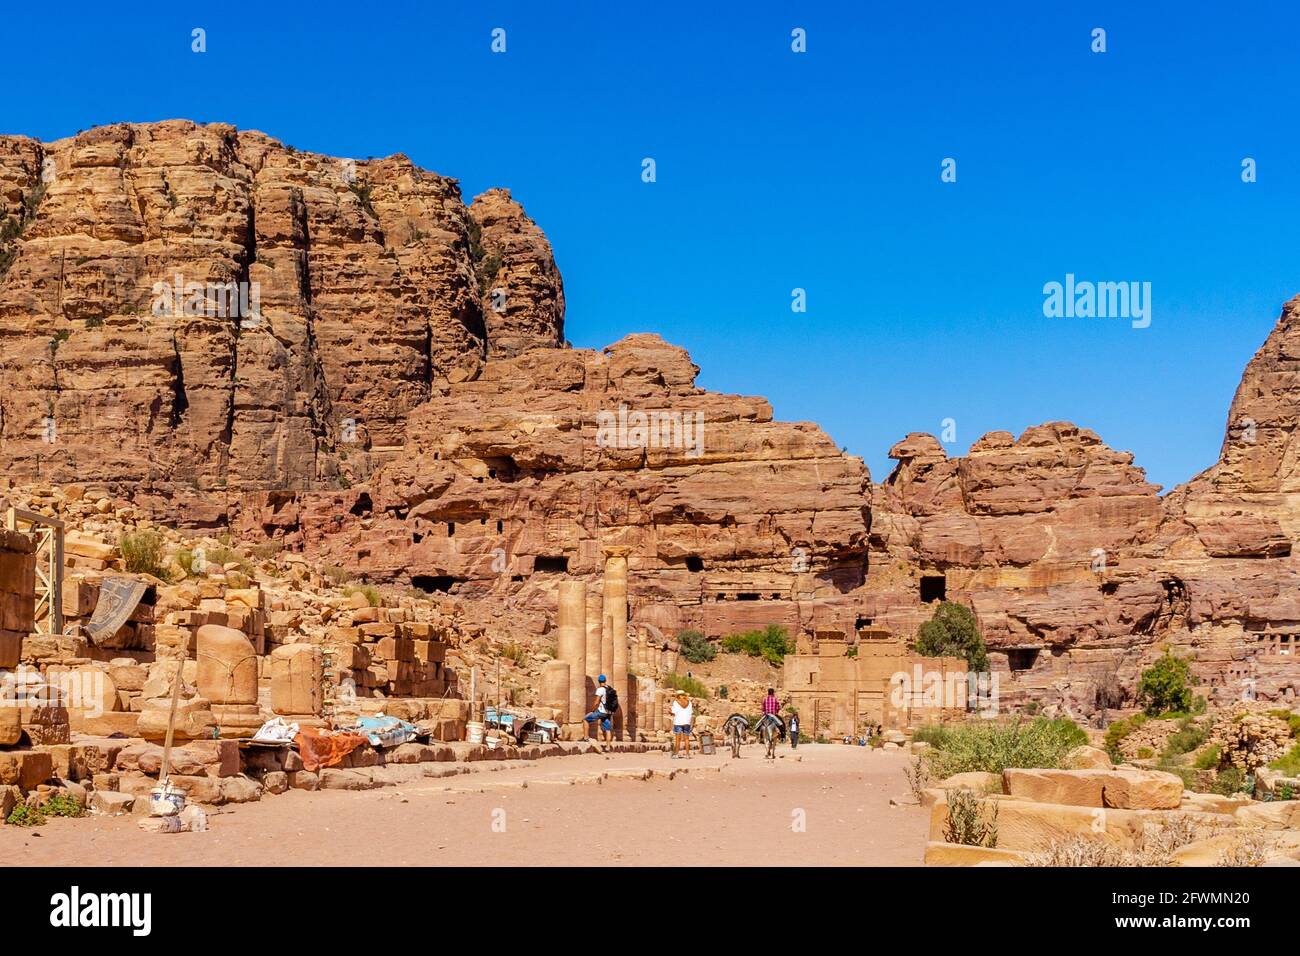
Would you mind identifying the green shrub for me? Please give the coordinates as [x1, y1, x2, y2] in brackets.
[1162, 718, 1208, 761]
[676, 630, 716, 664]
[1103, 713, 1148, 763]
[913, 601, 988, 671]
[923, 717, 1087, 778]
[1193, 744, 1222, 771]
[660, 673, 709, 699]
[720, 624, 790, 665]
[5, 804, 44, 827]
[1136, 746, 1154, 759]
[42, 794, 84, 818]
[119, 530, 170, 580]
[1210, 767, 1247, 797]
[911, 723, 952, 747]
[1137, 648, 1196, 717]
[1268, 743, 1300, 777]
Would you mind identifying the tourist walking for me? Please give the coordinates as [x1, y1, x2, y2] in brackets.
[789, 711, 800, 749]
[584, 674, 616, 744]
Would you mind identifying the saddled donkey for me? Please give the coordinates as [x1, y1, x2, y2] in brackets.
[756, 713, 783, 760]
[722, 714, 750, 758]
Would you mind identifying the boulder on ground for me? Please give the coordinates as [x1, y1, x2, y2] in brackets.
[1063, 745, 1113, 770]
[924, 841, 1027, 866]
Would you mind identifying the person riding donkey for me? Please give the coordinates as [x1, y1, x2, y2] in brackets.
[757, 687, 787, 741]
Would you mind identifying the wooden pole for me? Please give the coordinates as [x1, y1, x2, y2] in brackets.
[159, 660, 185, 786]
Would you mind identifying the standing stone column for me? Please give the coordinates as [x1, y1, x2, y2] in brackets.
[605, 552, 629, 688]
[540, 659, 569, 719]
[585, 582, 603, 680]
[557, 580, 587, 724]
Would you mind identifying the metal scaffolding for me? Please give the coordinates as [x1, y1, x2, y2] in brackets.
[4, 507, 64, 636]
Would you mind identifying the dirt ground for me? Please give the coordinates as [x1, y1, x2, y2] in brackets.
[0, 743, 928, 867]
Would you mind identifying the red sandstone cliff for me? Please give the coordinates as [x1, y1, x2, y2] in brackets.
[0, 121, 563, 522]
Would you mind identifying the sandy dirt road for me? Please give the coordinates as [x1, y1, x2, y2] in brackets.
[0, 743, 927, 867]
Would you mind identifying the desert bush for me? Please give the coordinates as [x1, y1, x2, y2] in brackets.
[923, 717, 1086, 778]
[720, 624, 790, 665]
[1217, 830, 1275, 867]
[1192, 744, 1221, 771]
[904, 758, 932, 804]
[1162, 717, 1209, 761]
[676, 629, 716, 663]
[322, 565, 350, 586]
[42, 794, 84, 818]
[943, 788, 998, 848]
[1103, 713, 1147, 762]
[1031, 817, 1211, 867]
[1268, 742, 1300, 777]
[913, 601, 988, 671]
[1137, 648, 1196, 716]
[119, 530, 170, 579]
[343, 583, 380, 607]
[1210, 766, 1247, 796]
[5, 804, 44, 827]
[661, 673, 709, 698]
[500, 642, 529, 665]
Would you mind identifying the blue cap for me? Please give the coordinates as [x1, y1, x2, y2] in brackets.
[598, 674, 607, 682]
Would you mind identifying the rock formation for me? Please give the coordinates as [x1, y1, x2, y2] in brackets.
[0, 121, 562, 522]
[3, 120, 1299, 720]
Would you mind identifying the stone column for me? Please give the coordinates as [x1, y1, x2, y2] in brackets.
[557, 580, 587, 723]
[605, 552, 629, 688]
[585, 582, 603, 679]
[603, 552, 629, 737]
[540, 659, 569, 719]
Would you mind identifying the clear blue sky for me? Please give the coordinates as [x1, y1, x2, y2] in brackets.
[5, 0, 1298, 491]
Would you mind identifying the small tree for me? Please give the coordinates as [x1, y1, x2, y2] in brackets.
[914, 601, 987, 672]
[1137, 648, 1196, 716]
[677, 630, 716, 664]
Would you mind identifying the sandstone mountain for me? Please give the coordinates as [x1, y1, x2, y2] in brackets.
[0, 121, 563, 522]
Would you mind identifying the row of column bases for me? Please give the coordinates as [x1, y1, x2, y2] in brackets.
[541, 550, 666, 739]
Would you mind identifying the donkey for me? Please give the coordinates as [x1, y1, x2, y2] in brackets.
[722, 714, 750, 758]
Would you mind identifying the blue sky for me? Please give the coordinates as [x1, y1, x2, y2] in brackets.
[5, 0, 1298, 491]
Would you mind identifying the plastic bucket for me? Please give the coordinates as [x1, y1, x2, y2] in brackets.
[149, 782, 187, 817]
[466, 720, 485, 744]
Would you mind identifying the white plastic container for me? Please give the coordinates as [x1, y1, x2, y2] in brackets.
[466, 720, 485, 744]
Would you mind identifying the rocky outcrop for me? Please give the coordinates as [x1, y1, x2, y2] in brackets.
[0, 121, 562, 523]
[235, 334, 872, 638]
[468, 188, 565, 358]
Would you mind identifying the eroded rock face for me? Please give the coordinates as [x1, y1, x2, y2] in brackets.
[861, 299, 1300, 715]
[235, 334, 872, 637]
[469, 188, 565, 358]
[0, 121, 561, 522]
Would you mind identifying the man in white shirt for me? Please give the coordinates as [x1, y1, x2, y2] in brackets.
[669, 691, 693, 759]
[583, 674, 614, 744]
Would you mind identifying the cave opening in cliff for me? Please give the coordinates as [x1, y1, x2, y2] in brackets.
[350, 493, 372, 517]
[855, 615, 873, 630]
[920, 575, 946, 603]
[412, 575, 462, 594]
[737, 592, 760, 601]
[686, 556, 703, 572]
[1007, 648, 1039, 671]
[534, 555, 568, 574]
